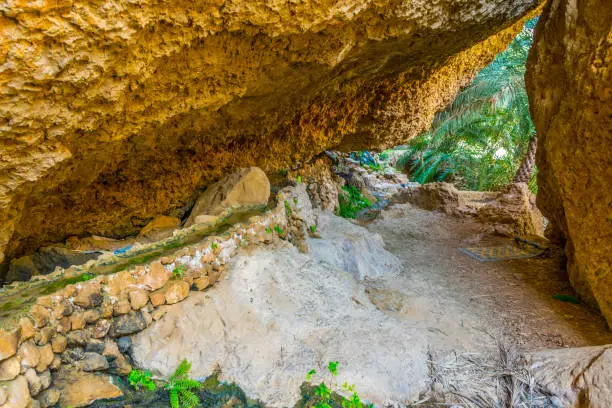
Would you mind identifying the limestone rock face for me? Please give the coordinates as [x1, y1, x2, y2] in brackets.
[0, 0, 540, 277]
[528, 345, 612, 408]
[185, 167, 271, 227]
[526, 0, 611, 326]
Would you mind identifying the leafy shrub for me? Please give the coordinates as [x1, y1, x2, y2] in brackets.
[336, 186, 371, 219]
[165, 359, 202, 408]
[128, 369, 156, 391]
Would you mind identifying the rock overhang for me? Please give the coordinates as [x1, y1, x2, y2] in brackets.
[0, 0, 542, 277]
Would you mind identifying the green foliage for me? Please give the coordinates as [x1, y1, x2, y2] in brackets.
[128, 369, 156, 391]
[335, 186, 371, 219]
[398, 18, 539, 192]
[284, 200, 293, 216]
[279, 168, 288, 177]
[265, 227, 272, 234]
[328, 361, 339, 377]
[211, 242, 219, 250]
[310, 225, 317, 234]
[297, 175, 302, 184]
[165, 359, 202, 408]
[303, 362, 372, 408]
[172, 265, 186, 280]
[274, 225, 284, 235]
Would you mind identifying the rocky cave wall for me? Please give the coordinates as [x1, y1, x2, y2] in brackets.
[526, 0, 611, 326]
[0, 0, 543, 276]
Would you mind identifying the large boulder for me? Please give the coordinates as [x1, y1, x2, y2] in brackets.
[185, 167, 271, 227]
[526, 0, 612, 326]
[528, 345, 612, 407]
[0, 0, 541, 277]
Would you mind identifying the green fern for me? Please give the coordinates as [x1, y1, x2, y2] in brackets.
[165, 359, 202, 408]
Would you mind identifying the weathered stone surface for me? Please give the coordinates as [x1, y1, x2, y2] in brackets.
[138, 262, 171, 291]
[185, 167, 271, 227]
[112, 299, 132, 316]
[54, 369, 123, 408]
[51, 335, 67, 354]
[162, 280, 190, 305]
[0, 329, 19, 361]
[0, 356, 20, 381]
[36, 387, 60, 408]
[529, 345, 612, 408]
[27, 306, 49, 328]
[35, 345, 54, 373]
[526, 0, 611, 326]
[133, 242, 429, 406]
[128, 289, 149, 310]
[73, 283, 103, 309]
[109, 312, 147, 338]
[6, 247, 99, 282]
[138, 215, 181, 241]
[78, 352, 109, 372]
[17, 341, 39, 369]
[307, 213, 402, 281]
[0, 0, 541, 273]
[17, 319, 35, 343]
[0, 375, 31, 408]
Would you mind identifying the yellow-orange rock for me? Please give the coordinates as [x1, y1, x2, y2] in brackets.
[138, 216, 181, 241]
[0, 0, 541, 278]
[526, 0, 611, 327]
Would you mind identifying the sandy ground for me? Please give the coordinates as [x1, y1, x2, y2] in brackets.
[364, 203, 612, 352]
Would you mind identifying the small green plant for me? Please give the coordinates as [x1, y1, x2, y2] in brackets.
[165, 359, 202, 408]
[211, 242, 219, 250]
[284, 200, 293, 216]
[172, 265, 186, 279]
[335, 185, 371, 219]
[310, 225, 317, 234]
[274, 225, 283, 235]
[279, 168, 288, 177]
[296, 175, 302, 184]
[305, 362, 372, 408]
[293, 197, 299, 204]
[265, 227, 272, 234]
[128, 369, 156, 391]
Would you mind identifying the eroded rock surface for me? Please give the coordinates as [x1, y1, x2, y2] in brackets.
[0, 0, 541, 276]
[526, 0, 612, 325]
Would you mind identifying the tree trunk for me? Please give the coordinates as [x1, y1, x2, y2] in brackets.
[513, 134, 537, 183]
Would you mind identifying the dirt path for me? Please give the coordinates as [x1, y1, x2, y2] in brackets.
[364, 203, 611, 352]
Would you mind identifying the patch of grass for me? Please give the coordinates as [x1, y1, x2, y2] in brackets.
[335, 185, 371, 219]
[279, 168, 288, 177]
[310, 225, 317, 234]
[284, 200, 293, 216]
[39, 272, 96, 295]
[274, 225, 284, 235]
[211, 242, 219, 250]
[265, 227, 272, 234]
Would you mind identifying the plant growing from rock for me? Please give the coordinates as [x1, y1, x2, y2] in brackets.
[128, 369, 156, 391]
[211, 242, 219, 250]
[284, 200, 293, 216]
[165, 359, 202, 408]
[336, 185, 371, 219]
[304, 361, 372, 408]
[172, 265, 186, 279]
[274, 225, 284, 235]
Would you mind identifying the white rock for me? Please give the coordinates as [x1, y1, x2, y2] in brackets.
[133, 241, 428, 406]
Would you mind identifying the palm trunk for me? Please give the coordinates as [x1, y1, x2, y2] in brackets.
[513, 134, 537, 183]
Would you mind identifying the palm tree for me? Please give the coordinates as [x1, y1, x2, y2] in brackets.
[398, 18, 538, 192]
[513, 134, 537, 183]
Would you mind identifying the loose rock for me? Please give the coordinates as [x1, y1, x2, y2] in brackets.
[0, 329, 20, 361]
[0, 356, 21, 381]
